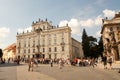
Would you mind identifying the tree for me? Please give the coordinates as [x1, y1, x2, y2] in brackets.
[97, 37, 104, 57]
[89, 36, 104, 58]
[0, 48, 3, 58]
[82, 29, 104, 58]
[82, 29, 90, 58]
[88, 36, 98, 58]
[88, 36, 97, 47]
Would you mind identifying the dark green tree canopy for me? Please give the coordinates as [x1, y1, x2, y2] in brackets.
[82, 29, 103, 58]
[0, 48, 3, 58]
[82, 29, 90, 58]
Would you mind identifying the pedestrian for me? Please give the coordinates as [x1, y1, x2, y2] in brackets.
[90, 58, 97, 68]
[34, 58, 38, 67]
[59, 59, 62, 69]
[8, 58, 10, 63]
[118, 69, 120, 73]
[107, 56, 113, 70]
[102, 54, 107, 69]
[50, 59, 53, 67]
[28, 58, 34, 71]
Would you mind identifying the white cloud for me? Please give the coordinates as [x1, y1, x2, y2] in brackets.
[59, 20, 68, 27]
[58, 9, 117, 38]
[59, 19, 81, 35]
[0, 27, 10, 38]
[80, 19, 94, 27]
[59, 17, 102, 35]
[103, 9, 115, 18]
[17, 27, 32, 33]
[96, 30, 101, 37]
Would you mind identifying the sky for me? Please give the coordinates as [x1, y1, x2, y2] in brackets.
[0, 0, 120, 49]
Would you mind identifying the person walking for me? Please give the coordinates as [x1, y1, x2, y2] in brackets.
[28, 58, 34, 71]
[90, 58, 97, 68]
[118, 69, 120, 73]
[102, 54, 107, 69]
[59, 59, 63, 69]
[107, 56, 113, 70]
[50, 59, 53, 67]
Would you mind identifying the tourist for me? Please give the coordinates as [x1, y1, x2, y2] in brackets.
[59, 58, 63, 69]
[118, 69, 120, 73]
[28, 58, 34, 71]
[102, 54, 107, 69]
[50, 59, 53, 67]
[107, 56, 113, 70]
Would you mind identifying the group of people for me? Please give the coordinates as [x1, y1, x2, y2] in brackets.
[102, 54, 113, 70]
[27, 58, 66, 71]
[71, 57, 98, 68]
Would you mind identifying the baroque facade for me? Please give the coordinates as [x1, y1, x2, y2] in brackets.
[16, 19, 84, 60]
[101, 12, 120, 61]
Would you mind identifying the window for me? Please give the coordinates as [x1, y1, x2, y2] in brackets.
[28, 49, 30, 53]
[28, 43, 30, 47]
[49, 54, 51, 59]
[49, 48, 51, 52]
[62, 47, 64, 51]
[54, 47, 57, 52]
[43, 48, 45, 52]
[33, 49, 35, 53]
[110, 27, 113, 31]
[28, 39, 30, 47]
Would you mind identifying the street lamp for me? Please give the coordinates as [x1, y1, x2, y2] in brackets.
[35, 27, 42, 58]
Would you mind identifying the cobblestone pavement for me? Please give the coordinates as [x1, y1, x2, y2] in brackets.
[0, 63, 120, 80]
[34, 63, 120, 80]
[0, 63, 17, 80]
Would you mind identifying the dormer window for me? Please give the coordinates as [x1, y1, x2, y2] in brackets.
[110, 27, 113, 31]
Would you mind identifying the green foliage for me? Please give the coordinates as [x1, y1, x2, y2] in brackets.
[82, 29, 90, 58]
[82, 29, 104, 58]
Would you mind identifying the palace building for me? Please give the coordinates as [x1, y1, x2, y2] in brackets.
[16, 19, 84, 60]
[101, 12, 120, 61]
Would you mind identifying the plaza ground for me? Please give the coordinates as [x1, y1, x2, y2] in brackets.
[0, 62, 120, 80]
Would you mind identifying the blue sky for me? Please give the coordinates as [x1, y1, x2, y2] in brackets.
[0, 0, 120, 49]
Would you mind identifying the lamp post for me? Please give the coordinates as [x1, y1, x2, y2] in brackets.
[35, 28, 42, 58]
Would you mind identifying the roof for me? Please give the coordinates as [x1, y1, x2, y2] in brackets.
[101, 12, 120, 34]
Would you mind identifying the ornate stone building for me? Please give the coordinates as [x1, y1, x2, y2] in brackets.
[16, 19, 84, 60]
[101, 12, 120, 61]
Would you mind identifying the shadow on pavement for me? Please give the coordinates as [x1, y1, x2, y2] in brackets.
[0, 63, 25, 67]
[112, 68, 120, 70]
[0, 79, 6, 80]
